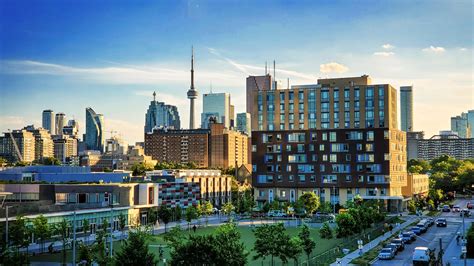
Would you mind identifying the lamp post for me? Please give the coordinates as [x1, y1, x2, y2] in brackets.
[462, 210, 466, 266]
[5, 205, 12, 248]
[72, 210, 76, 266]
[332, 186, 336, 214]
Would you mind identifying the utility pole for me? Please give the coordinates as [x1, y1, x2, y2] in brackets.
[72, 210, 76, 266]
[438, 238, 443, 266]
[462, 210, 466, 266]
[110, 205, 114, 258]
[5, 206, 10, 247]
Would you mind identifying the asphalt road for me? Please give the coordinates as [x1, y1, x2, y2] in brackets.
[373, 198, 472, 266]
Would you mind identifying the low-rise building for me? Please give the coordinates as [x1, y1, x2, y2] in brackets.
[402, 173, 429, 198]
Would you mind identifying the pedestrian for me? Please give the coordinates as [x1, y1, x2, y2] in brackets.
[389, 224, 393, 233]
[192, 224, 197, 233]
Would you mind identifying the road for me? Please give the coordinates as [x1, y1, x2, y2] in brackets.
[373, 198, 473, 266]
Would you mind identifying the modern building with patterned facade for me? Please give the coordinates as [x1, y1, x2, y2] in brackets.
[55, 112, 66, 136]
[236, 112, 251, 135]
[249, 75, 408, 212]
[451, 112, 472, 138]
[416, 132, 474, 160]
[201, 92, 231, 129]
[400, 86, 414, 132]
[157, 182, 200, 208]
[42, 109, 55, 133]
[84, 107, 105, 152]
[145, 92, 181, 133]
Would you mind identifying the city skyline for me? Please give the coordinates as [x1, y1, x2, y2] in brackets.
[1, 0, 473, 144]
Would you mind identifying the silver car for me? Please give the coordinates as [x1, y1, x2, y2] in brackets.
[378, 248, 395, 260]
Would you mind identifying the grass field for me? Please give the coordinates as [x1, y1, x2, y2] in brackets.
[30, 224, 343, 265]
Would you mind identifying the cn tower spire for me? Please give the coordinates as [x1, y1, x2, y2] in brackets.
[187, 46, 198, 129]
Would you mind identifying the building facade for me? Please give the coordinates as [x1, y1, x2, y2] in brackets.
[157, 182, 201, 208]
[249, 75, 408, 211]
[451, 112, 472, 138]
[144, 92, 181, 133]
[53, 135, 78, 163]
[25, 126, 54, 161]
[63, 119, 79, 137]
[400, 86, 413, 132]
[416, 132, 474, 160]
[42, 109, 55, 133]
[236, 112, 251, 135]
[85, 107, 105, 152]
[209, 123, 249, 169]
[201, 92, 231, 129]
[0, 130, 36, 163]
[55, 112, 66, 136]
[406, 131, 424, 160]
[402, 173, 429, 198]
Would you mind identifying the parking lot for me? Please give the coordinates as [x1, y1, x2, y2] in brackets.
[372, 218, 461, 265]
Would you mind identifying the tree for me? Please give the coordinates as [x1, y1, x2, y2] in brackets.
[408, 159, 431, 173]
[54, 218, 71, 265]
[407, 200, 416, 213]
[185, 206, 198, 231]
[157, 206, 172, 232]
[168, 223, 247, 265]
[82, 219, 90, 245]
[253, 223, 290, 265]
[298, 192, 320, 217]
[114, 229, 156, 266]
[78, 242, 93, 266]
[92, 229, 111, 266]
[222, 202, 235, 221]
[163, 225, 185, 248]
[131, 162, 153, 177]
[335, 213, 357, 238]
[201, 201, 213, 226]
[299, 224, 315, 263]
[319, 222, 333, 239]
[118, 213, 127, 241]
[33, 215, 51, 253]
[318, 201, 333, 213]
[174, 205, 182, 221]
[148, 207, 158, 229]
[8, 215, 30, 264]
[284, 236, 303, 265]
[42, 157, 61, 165]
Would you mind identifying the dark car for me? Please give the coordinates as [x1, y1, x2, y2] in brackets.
[426, 218, 434, 226]
[442, 205, 451, 212]
[467, 202, 473, 209]
[416, 223, 428, 233]
[391, 238, 405, 251]
[400, 232, 415, 243]
[406, 231, 417, 241]
[411, 227, 422, 235]
[384, 244, 399, 255]
[460, 209, 471, 217]
[436, 218, 447, 227]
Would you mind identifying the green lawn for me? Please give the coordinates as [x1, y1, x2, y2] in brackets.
[29, 224, 343, 265]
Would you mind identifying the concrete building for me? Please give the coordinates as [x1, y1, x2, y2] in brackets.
[201, 92, 231, 129]
[144, 91, 180, 133]
[416, 131, 474, 160]
[249, 75, 408, 212]
[402, 173, 429, 198]
[209, 123, 249, 169]
[25, 126, 54, 161]
[85, 107, 105, 152]
[147, 169, 231, 207]
[117, 145, 157, 170]
[467, 110, 474, 138]
[105, 136, 128, 155]
[451, 112, 472, 138]
[0, 130, 36, 163]
[230, 104, 235, 128]
[187, 47, 198, 129]
[400, 86, 413, 132]
[53, 135, 78, 163]
[236, 112, 251, 135]
[406, 131, 425, 160]
[55, 112, 66, 135]
[42, 109, 55, 133]
[62, 119, 79, 137]
[145, 128, 210, 168]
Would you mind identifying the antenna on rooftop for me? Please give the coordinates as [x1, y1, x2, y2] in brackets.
[273, 60, 276, 90]
[210, 82, 213, 93]
[287, 78, 289, 89]
[265, 61, 267, 75]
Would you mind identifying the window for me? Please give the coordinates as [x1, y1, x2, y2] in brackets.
[288, 133, 305, 142]
[280, 92, 285, 101]
[331, 143, 349, 152]
[330, 154, 337, 162]
[366, 87, 374, 98]
[344, 89, 350, 99]
[280, 103, 285, 111]
[263, 134, 273, 143]
[322, 175, 337, 183]
[345, 154, 351, 161]
[319, 144, 325, 151]
[277, 175, 282, 182]
[322, 133, 327, 141]
[297, 164, 315, 173]
[297, 144, 305, 152]
[311, 133, 317, 141]
[329, 132, 337, 142]
[332, 164, 350, 173]
[320, 165, 325, 172]
[310, 175, 316, 182]
[356, 143, 363, 151]
[345, 131, 363, 140]
[312, 154, 317, 161]
[367, 131, 374, 141]
[252, 145, 257, 152]
[358, 175, 364, 182]
[322, 154, 328, 161]
[365, 143, 374, 151]
[356, 154, 375, 162]
[259, 190, 265, 197]
[148, 187, 154, 204]
[280, 190, 286, 197]
[289, 175, 294, 182]
[288, 154, 307, 163]
[56, 193, 67, 203]
[321, 90, 329, 101]
[345, 175, 352, 182]
[299, 175, 306, 182]
[298, 91, 304, 100]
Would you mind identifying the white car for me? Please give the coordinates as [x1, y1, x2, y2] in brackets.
[413, 247, 430, 264]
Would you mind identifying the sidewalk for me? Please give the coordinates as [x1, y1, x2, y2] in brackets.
[329, 216, 417, 266]
[443, 222, 474, 266]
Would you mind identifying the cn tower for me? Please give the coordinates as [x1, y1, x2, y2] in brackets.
[187, 46, 198, 129]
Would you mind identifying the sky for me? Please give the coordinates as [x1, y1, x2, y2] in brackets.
[0, 0, 472, 144]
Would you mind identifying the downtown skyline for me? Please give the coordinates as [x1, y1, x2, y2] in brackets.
[1, 0, 473, 144]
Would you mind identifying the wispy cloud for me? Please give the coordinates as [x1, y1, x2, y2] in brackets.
[422, 46, 446, 54]
[319, 62, 349, 74]
[373, 51, 395, 57]
[382, 44, 395, 50]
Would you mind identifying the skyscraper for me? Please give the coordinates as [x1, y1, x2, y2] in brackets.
[55, 113, 66, 135]
[63, 119, 79, 137]
[187, 47, 198, 129]
[201, 92, 231, 129]
[236, 113, 251, 135]
[145, 91, 181, 133]
[451, 112, 471, 138]
[466, 110, 474, 138]
[24, 125, 54, 161]
[400, 86, 413, 132]
[42, 109, 55, 133]
[85, 107, 104, 152]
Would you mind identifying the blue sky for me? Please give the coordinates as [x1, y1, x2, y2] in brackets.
[1, 0, 472, 143]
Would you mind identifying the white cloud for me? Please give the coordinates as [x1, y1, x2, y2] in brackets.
[373, 51, 395, 57]
[422, 46, 446, 54]
[459, 47, 468, 51]
[319, 62, 349, 74]
[382, 44, 395, 50]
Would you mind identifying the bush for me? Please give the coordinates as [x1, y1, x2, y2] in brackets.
[319, 222, 333, 239]
[467, 225, 474, 258]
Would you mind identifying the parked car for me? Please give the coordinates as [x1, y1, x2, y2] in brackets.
[426, 218, 434, 226]
[378, 248, 396, 260]
[406, 231, 417, 241]
[442, 205, 451, 212]
[384, 243, 399, 255]
[400, 232, 415, 243]
[467, 202, 473, 209]
[416, 220, 429, 232]
[267, 210, 286, 217]
[453, 205, 461, 212]
[413, 247, 431, 265]
[411, 226, 422, 235]
[391, 238, 405, 251]
[436, 218, 447, 227]
[460, 209, 471, 217]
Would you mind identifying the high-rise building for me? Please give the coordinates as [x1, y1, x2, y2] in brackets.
[144, 91, 180, 133]
[105, 136, 128, 155]
[229, 104, 235, 128]
[451, 113, 471, 138]
[63, 119, 79, 137]
[24, 126, 54, 161]
[84, 107, 104, 152]
[209, 123, 249, 169]
[201, 92, 231, 129]
[468, 110, 474, 138]
[55, 113, 66, 135]
[42, 110, 55, 133]
[406, 131, 424, 160]
[400, 86, 413, 132]
[53, 135, 78, 163]
[249, 75, 407, 212]
[0, 130, 36, 162]
[416, 131, 474, 160]
[236, 113, 251, 135]
[187, 47, 198, 129]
